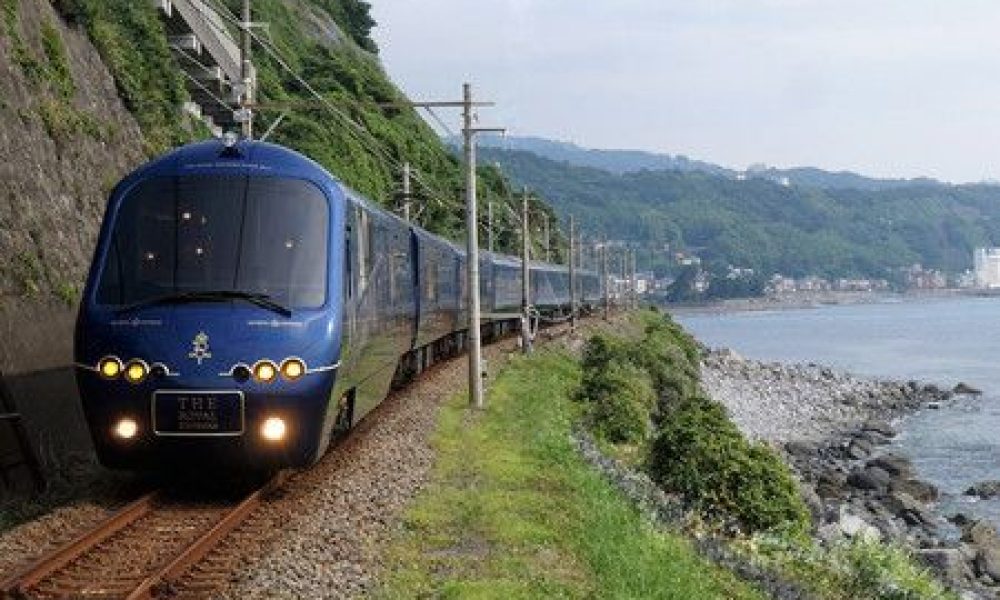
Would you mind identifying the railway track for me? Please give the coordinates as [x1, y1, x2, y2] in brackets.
[1, 474, 284, 600]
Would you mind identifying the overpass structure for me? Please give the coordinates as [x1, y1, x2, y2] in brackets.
[152, 0, 255, 136]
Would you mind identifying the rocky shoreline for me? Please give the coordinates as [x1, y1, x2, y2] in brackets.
[702, 348, 995, 598]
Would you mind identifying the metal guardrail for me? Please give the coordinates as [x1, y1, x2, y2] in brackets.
[154, 0, 251, 134]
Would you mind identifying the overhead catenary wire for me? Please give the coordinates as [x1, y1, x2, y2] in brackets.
[199, 0, 527, 247]
[178, 69, 238, 113]
[202, 0, 458, 209]
[423, 105, 456, 139]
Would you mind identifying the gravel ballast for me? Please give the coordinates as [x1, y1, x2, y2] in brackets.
[0, 503, 111, 579]
[213, 338, 523, 599]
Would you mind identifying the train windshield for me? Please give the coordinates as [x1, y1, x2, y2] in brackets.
[96, 176, 329, 309]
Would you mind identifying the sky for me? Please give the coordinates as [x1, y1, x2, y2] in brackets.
[370, 1, 1000, 183]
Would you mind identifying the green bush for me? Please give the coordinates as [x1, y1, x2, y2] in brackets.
[583, 360, 656, 444]
[753, 535, 955, 599]
[648, 395, 810, 535]
[576, 314, 809, 534]
[580, 333, 632, 376]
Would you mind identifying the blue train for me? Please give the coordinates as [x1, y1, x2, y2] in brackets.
[74, 139, 600, 470]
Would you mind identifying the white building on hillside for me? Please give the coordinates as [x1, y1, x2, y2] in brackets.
[974, 248, 1000, 288]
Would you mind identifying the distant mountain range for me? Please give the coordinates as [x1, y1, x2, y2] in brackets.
[467, 135, 944, 192]
[470, 135, 732, 177]
[479, 146, 1000, 280]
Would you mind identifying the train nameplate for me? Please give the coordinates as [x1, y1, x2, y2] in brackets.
[152, 391, 244, 436]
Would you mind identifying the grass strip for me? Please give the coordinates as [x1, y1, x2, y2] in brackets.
[377, 348, 765, 599]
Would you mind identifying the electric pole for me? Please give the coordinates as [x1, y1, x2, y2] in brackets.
[401, 162, 412, 222]
[239, 0, 254, 138]
[602, 238, 610, 320]
[630, 248, 638, 309]
[462, 83, 485, 408]
[521, 187, 532, 354]
[397, 84, 502, 409]
[487, 200, 494, 253]
[543, 214, 551, 262]
[569, 215, 577, 332]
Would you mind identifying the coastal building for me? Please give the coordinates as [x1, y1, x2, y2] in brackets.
[903, 264, 948, 290]
[974, 248, 1000, 288]
[954, 269, 977, 289]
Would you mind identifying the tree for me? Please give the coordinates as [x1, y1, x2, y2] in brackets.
[341, 0, 378, 53]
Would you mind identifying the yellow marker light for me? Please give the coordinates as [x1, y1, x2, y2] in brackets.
[114, 418, 138, 440]
[281, 358, 305, 381]
[261, 417, 286, 442]
[124, 360, 149, 384]
[98, 356, 122, 379]
[253, 361, 278, 383]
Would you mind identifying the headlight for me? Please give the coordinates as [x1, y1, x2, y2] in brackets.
[281, 358, 306, 381]
[124, 360, 149, 384]
[98, 356, 123, 379]
[253, 360, 278, 383]
[114, 417, 139, 440]
[261, 416, 286, 441]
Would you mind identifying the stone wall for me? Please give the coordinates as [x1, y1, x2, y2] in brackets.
[0, 0, 147, 462]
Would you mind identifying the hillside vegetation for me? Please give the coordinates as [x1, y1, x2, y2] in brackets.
[41, 0, 561, 256]
[483, 148, 1000, 279]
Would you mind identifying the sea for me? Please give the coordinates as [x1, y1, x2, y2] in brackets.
[676, 295, 1000, 526]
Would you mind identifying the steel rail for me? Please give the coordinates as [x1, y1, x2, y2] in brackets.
[125, 474, 283, 600]
[1, 492, 159, 595]
[2, 473, 281, 599]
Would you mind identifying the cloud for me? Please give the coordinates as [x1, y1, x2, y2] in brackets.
[371, 1, 1000, 182]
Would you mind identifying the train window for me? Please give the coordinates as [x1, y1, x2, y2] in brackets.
[424, 258, 438, 302]
[388, 248, 397, 304]
[458, 256, 467, 309]
[177, 177, 243, 293]
[96, 175, 329, 309]
[345, 225, 352, 300]
[239, 177, 328, 308]
[97, 178, 177, 304]
[357, 208, 371, 294]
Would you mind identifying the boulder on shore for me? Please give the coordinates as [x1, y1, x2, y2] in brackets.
[953, 382, 983, 396]
[866, 454, 914, 478]
[917, 548, 973, 584]
[838, 512, 881, 541]
[862, 419, 898, 438]
[891, 478, 939, 504]
[847, 466, 892, 492]
[965, 480, 1000, 500]
[976, 547, 1000, 583]
[884, 491, 935, 527]
[961, 520, 1000, 549]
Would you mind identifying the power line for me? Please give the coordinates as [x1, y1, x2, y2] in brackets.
[423, 105, 455, 138]
[178, 69, 237, 113]
[198, 1, 513, 237]
[202, 1, 404, 166]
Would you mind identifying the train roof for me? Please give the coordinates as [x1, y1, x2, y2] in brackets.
[120, 139, 341, 187]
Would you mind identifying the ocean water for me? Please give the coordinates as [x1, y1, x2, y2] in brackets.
[676, 296, 1000, 525]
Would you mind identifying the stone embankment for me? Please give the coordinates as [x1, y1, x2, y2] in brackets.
[702, 348, 996, 597]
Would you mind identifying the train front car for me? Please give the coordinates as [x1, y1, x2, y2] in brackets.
[74, 140, 346, 470]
